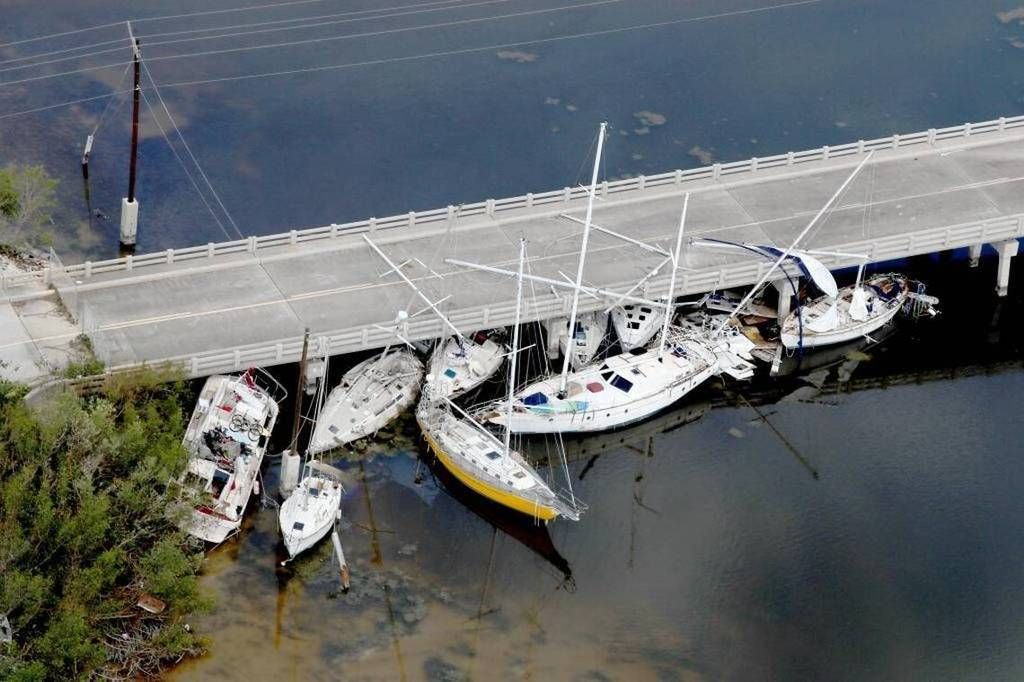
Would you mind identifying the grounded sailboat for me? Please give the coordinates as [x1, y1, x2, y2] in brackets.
[279, 460, 345, 560]
[307, 349, 423, 455]
[175, 370, 281, 544]
[417, 238, 582, 522]
[428, 330, 506, 398]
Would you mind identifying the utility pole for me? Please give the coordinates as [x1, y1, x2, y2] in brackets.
[119, 22, 141, 250]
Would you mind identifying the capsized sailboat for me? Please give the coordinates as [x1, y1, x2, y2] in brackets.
[175, 370, 281, 544]
[428, 330, 506, 398]
[307, 349, 423, 454]
[781, 272, 937, 349]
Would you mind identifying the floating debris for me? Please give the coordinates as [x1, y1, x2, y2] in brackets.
[633, 110, 667, 126]
[135, 594, 166, 615]
[727, 426, 746, 439]
[496, 50, 538, 63]
[688, 145, 714, 165]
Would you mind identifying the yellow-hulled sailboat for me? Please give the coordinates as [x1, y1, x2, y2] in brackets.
[416, 237, 582, 523]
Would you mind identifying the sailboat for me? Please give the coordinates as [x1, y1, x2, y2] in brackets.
[417, 238, 582, 522]
[428, 329, 506, 398]
[459, 125, 722, 435]
[611, 302, 665, 350]
[780, 271, 937, 349]
[279, 460, 345, 560]
[307, 348, 423, 455]
[556, 311, 608, 369]
[175, 369, 281, 544]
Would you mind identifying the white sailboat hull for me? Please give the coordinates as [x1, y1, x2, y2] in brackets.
[428, 333, 505, 398]
[487, 333, 718, 435]
[781, 275, 909, 350]
[557, 312, 608, 369]
[309, 350, 423, 454]
[279, 474, 343, 560]
[611, 304, 664, 350]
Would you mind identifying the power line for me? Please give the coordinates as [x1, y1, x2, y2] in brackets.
[0, 22, 124, 51]
[159, 0, 821, 89]
[0, 90, 127, 120]
[0, 36, 127, 67]
[89, 62, 131, 137]
[0, 0, 815, 115]
[142, 0, 517, 48]
[139, 86, 237, 241]
[136, 0, 476, 40]
[141, 59, 245, 240]
[0, 0, 609, 84]
[0, 0, 488, 74]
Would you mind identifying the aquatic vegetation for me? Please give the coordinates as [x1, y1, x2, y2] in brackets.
[0, 372, 211, 680]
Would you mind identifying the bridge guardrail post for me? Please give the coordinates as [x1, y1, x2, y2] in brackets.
[84, 261, 92, 278]
[927, 129, 936, 145]
[822, 145, 830, 159]
[675, 169, 683, 184]
[999, 117, 1007, 131]
[408, 211, 416, 227]
[247, 236, 256, 253]
[330, 223, 339, 238]
[892, 134, 900, 149]
[125, 255, 133, 272]
[526, 193, 534, 208]
[207, 242, 214, 258]
[964, 122, 973, 137]
[289, 230, 297, 245]
[166, 249, 174, 264]
[712, 164, 721, 180]
[786, 151, 794, 165]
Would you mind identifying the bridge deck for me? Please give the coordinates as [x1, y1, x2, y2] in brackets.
[7, 117, 1024, 378]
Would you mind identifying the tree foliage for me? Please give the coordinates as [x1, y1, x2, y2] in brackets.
[0, 373, 210, 680]
[0, 165, 58, 245]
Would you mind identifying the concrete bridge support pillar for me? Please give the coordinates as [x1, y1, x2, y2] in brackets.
[994, 239, 1019, 297]
[773, 278, 795, 323]
[969, 243, 983, 268]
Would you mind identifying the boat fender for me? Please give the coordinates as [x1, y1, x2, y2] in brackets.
[253, 479, 260, 496]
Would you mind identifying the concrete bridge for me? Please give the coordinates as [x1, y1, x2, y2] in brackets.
[2, 115, 1023, 380]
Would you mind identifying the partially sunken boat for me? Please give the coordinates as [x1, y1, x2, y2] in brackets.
[554, 311, 608, 370]
[176, 371, 280, 544]
[308, 349, 423, 454]
[428, 330, 505, 398]
[781, 272, 937, 349]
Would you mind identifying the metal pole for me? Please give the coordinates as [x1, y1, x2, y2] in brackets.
[503, 238, 526, 456]
[127, 37, 140, 203]
[659, 193, 689, 357]
[289, 328, 310, 454]
[559, 121, 606, 395]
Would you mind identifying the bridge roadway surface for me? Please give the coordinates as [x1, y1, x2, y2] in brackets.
[19, 118, 1024, 377]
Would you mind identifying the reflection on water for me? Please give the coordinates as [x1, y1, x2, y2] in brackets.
[167, 257, 1024, 681]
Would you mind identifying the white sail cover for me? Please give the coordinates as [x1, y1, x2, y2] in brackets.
[803, 300, 839, 333]
[848, 286, 870, 322]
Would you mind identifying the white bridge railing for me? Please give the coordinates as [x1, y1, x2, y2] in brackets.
[3, 114, 1023, 297]
[101, 210, 1024, 378]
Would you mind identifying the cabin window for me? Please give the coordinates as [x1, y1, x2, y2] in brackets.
[513, 472, 526, 479]
[309, 487, 320, 497]
[211, 469, 230, 497]
[600, 364, 613, 382]
[523, 392, 548, 406]
[329, 425, 339, 433]
[609, 375, 634, 392]
[641, 307, 652, 314]
[628, 347, 647, 356]
[292, 521, 305, 531]
[628, 321, 641, 329]
[485, 451, 501, 460]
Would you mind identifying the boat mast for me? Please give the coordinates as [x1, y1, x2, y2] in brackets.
[289, 328, 311, 458]
[716, 151, 875, 334]
[658, 193, 689, 357]
[363, 235, 466, 343]
[559, 121, 607, 396]
[503, 238, 526, 456]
